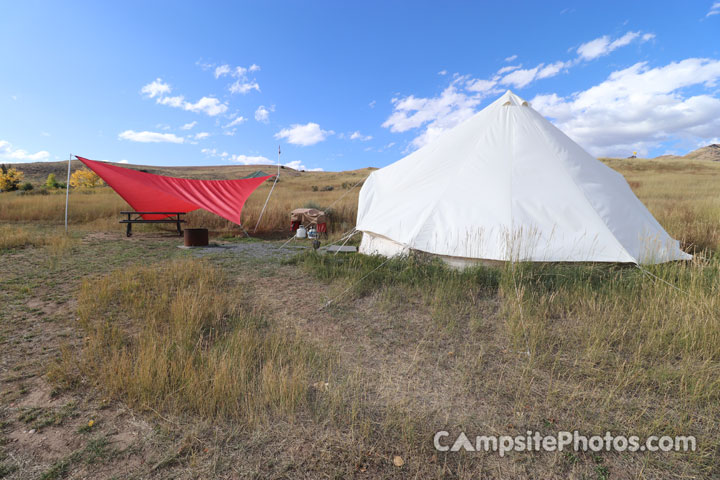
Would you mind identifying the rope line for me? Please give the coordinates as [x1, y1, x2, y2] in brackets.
[325, 175, 368, 211]
[279, 233, 297, 249]
[254, 146, 282, 233]
[254, 173, 279, 233]
[319, 256, 392, 310]
[635, 264, 690, 295]
[334, 229, 359, 256]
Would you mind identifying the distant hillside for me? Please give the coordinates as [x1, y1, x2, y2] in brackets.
[4, 145, 718, 186]
[4, 159, 373, 185]
[684, 144, 720, 162]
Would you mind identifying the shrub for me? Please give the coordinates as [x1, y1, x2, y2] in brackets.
[0, 167, 24, 191]
[20, 182, 34, 191]
[45, 173, 59, 189]
[69, 168, 104, 189]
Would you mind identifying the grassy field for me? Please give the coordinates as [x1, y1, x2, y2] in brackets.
[0, 157, 719, 479]
[0, 161, 371, 237]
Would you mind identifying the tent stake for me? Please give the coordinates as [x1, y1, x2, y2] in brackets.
[64, 153, 72, 233]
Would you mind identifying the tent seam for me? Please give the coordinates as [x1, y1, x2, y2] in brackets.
[523, 110, 637, 263]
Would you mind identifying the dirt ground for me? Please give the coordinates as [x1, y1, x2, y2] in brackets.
[1, 228, 713, 479]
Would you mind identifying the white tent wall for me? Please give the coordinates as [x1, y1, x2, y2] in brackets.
[356, 91, 690, 265]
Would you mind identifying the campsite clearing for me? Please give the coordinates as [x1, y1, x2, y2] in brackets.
[0, 156, 719, 479]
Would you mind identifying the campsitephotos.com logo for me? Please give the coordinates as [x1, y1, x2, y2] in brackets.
[434, 431, 696, 457]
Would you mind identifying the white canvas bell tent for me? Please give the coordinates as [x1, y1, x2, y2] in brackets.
[356, 91, 691, 266]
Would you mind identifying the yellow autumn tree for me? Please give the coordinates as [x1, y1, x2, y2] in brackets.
[70, 168, 104, 189]
[0, 166, 24, 192]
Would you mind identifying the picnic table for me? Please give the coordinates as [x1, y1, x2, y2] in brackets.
[119, 211, 186, 237]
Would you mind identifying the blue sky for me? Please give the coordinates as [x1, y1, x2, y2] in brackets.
[1, 1, 719, 170]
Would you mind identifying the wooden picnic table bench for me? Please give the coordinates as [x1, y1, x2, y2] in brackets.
[119, 211, 186, 237]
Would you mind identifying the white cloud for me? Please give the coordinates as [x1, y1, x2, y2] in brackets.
[499, 61, 571, 88]
[707, 2, 720, 16]
[202, 148, 270, 165]
[194, 132, 210, 140]
[466, 78, 499, 93]
[118, 159, 129, 164]
[184, 96, 228, 116]
[369, 100, 377, 108]
[438, 69, 447, 76]
[254, 105, 274, 123]
[531, 58, 720, 156]
[537, 61, 568, 79]
[118, 130, 185, 144]
[228, 154, 273, 165]
[141, 78, 171, 98]
[497, 64, 521, 75]
[214, 64, 231, 78]
[383, 79, 484, 149]
[464, 32, 649, 95]
[501, 66, 541, 88]
[284, 160, 323, 171]
[209, 63, 262, 94]
[156, 95, 228, 116]
[350, 131, 373, 141]
[275, 122, 333, 146]
[576, 31, 651, 61]
[180, 121, 197, 130]
[382, 31, 657, 151]
[143, 78, 228, 116]
[0, 140, 51, 162]
[229, 80, 260, 94]
[156, 95, 184, 108]
[224, 116, 246, 128]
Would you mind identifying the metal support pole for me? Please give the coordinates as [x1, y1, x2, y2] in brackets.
[64, 154, 72, 233]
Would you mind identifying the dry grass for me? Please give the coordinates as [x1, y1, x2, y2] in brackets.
[0, 224, 76, 255]
[5, 156, 720, 478]
[292, 250, 720, 476]
[603, 158, 720, 252]
[0, 167, 367, 236]
[50, 259, 330, 425]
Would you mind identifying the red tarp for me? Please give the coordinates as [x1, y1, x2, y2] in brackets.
[76, 156, 272, 223]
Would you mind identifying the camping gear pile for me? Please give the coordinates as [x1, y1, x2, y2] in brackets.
[291, 208, 327, 236]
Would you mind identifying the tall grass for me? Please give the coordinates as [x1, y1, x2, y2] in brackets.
[0, 224, 76, 254]
[51, 259, 331, 423]
[298, 251, 720, 403]
[606, 159, 720, 253]
[295, 251, 720, 473]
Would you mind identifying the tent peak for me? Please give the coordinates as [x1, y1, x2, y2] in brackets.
[498, 90, 529, 107]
